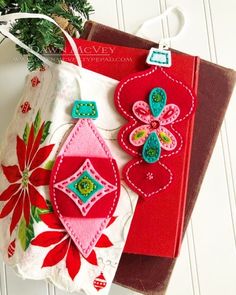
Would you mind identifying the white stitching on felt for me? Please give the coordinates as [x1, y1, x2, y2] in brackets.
[158, 104, 180, 125]
[116, 66, 195, 197]
[116, 66, 195, 155]
[160, 124, 183, 159]
[54, 159, 117, 217]
[52, 118, 119, 256]
[120, 119, 183, 158]
[116, 66, 157, 120]
[120, 121, 140, 156]
[125, 159, 173, 198]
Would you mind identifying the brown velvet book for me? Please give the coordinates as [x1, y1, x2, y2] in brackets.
[81, 21, 236, 294]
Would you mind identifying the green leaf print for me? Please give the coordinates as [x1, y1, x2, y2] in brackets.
[41, 121, 52, 143]
[33, 110, 42, 136]
[18, 217, 35, 251]
[23, 123, 30, 144]
[44, 160, 55, 170]
[31, 203, 53, 223]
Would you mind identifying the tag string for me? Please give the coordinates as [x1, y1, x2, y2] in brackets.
[0, 12, 82, 69]
[136, 6, 186, 49]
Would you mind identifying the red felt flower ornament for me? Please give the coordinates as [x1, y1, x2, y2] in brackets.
[114, 66, 197, 198]
[31, 213, 116, 280]
[0, 112, 54, 235]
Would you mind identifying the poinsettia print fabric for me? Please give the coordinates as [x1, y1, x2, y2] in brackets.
[0, 63, 138, 295]
[31, 213, 117, 280]
[1, 111, 53, 248]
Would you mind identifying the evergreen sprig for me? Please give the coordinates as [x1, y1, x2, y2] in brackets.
[0, 1, 94, 71]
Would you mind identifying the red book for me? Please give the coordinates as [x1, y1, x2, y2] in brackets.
[63, 39, 199, 258]
[79, 21, 235, 294]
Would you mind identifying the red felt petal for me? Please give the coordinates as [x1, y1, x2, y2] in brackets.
[29, 144, 54, 170]
[10, 193, 23, 234]
[16, 136, 26, 171]
[96, 234, 113, 248]
[28, 123, 45, 164]
[29, 168, 51, 187]
[28, 184, 48, 209]
[1, 165, 21, 183]
[0, 190, 21, 218]
[0, 183, 21, 201]
[23, 190, 30, 225]
[85, 250, 98, 266]
[42, 238, 69, 267]
[66, 242, 81, 280]
[31, 231, 66, 247]
[26, 125, 35, 165]
[40, 213, 63, 229]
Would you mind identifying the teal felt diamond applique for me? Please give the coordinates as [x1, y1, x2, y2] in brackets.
[67, 171, 103, 203]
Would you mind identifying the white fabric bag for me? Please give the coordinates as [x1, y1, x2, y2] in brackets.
[0, 13, 137, 295]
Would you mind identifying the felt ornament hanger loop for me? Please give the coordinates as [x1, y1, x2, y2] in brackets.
[0, 12, 82, 69]
[136, 6, 186, 50]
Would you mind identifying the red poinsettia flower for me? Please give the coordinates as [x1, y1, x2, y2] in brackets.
[31, 212, 116, 280]
[0, 121, 54, 235]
